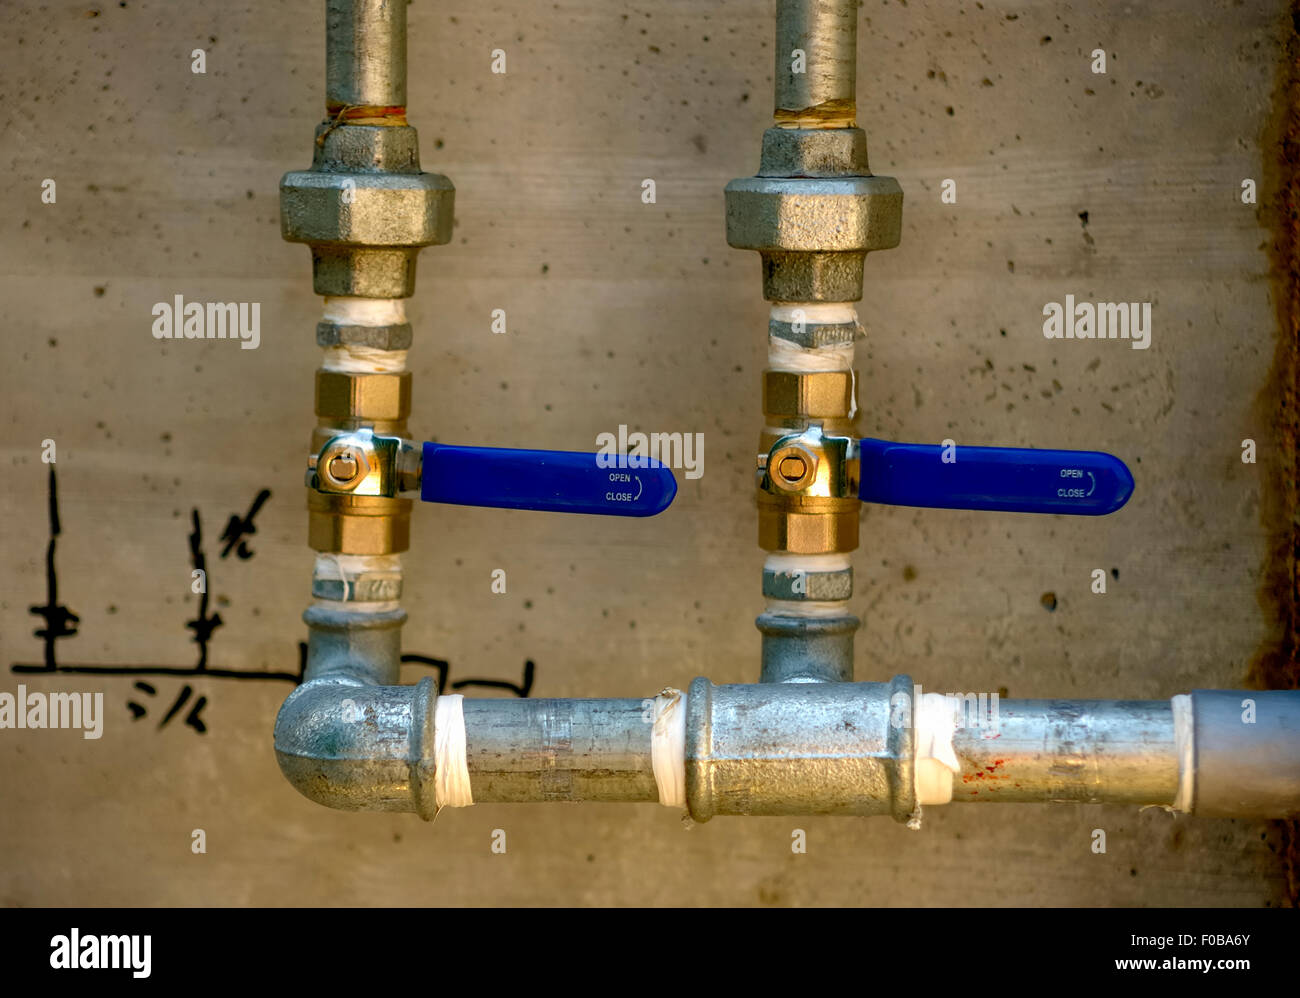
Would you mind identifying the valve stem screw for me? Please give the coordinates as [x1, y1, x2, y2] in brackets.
[777, 455, 807, 483]
[328, 454, 359, 482]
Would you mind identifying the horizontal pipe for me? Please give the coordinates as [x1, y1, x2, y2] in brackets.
[462, 698, 658, 803]
[949, 699, 1179, 805]
[275, 676, 1300, 819]
[1186, 689, 1300, 818]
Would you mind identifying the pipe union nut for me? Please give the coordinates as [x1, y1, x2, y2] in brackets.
[281, 169, 454, 296]
[281, 170, 454, 249]
[724, 176, 902, 255]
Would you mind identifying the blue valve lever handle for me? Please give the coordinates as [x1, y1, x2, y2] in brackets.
[857, 438, 1134, 515]
[420, 442, 677, 517]
[413, 435, 1124, 519]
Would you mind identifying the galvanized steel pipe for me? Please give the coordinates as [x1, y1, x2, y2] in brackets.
[326, 0, 407, 111]
[461, 698, 659, 803]
[275, 677, 1300, 819]
[949, 699, 1179, 806]
[774, 0, 858, 127]
[1181, 690, 1300, 818]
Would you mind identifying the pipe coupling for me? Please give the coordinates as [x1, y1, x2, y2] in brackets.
[684, 675, 916, 821]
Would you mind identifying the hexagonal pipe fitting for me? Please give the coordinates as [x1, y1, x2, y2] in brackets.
[757, 127, 869, 178]
[725, 175, 902, 302]
[281, 170, 454, 298]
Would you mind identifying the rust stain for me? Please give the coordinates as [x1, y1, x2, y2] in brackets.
[1253, 0, 1300, 907]
[774, 98, 857, 129]
[316, 104, 409, 146]
[324, 102, 408, 122]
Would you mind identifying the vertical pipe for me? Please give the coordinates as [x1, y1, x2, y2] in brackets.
[302, 0, 421, 691]
[755, 1, 866, 681]
[774, 0, 858, 127]
[326, 0, 407, 111]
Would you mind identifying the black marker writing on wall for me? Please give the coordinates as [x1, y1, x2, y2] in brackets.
[28, 466, 80, 670]
[127, 681, 208, 733]
[220, 488, 270, 560]
[186, 509, 223, 670]
[402, 655, 535, 697]
[14, 469, 537, 734]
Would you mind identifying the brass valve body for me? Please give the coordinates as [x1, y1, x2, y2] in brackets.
[309, 368, 414, 555]
[757, 367, 860, 556]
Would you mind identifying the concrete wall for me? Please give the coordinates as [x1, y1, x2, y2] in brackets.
[0, 0, 1293, 906]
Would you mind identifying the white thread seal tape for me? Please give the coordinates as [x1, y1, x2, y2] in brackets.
[763, 552, 853, 574]
[770, 303, 858, 325]
[766, 305, 858, 417]
[321, 344, 408, 373]
[322, 296, 407, 326]
[313, 552, 401, 581]
[434, 694, 474, 808]
[767, 335, 855, 374]
[651, 687, 687, 809]
[914, 692, 961, 806]
[320, 298, 408, 373]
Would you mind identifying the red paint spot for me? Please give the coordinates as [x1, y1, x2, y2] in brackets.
[964, 758, 1010, 782]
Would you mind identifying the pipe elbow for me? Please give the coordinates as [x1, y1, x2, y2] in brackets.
[274, 676, 437, 817]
